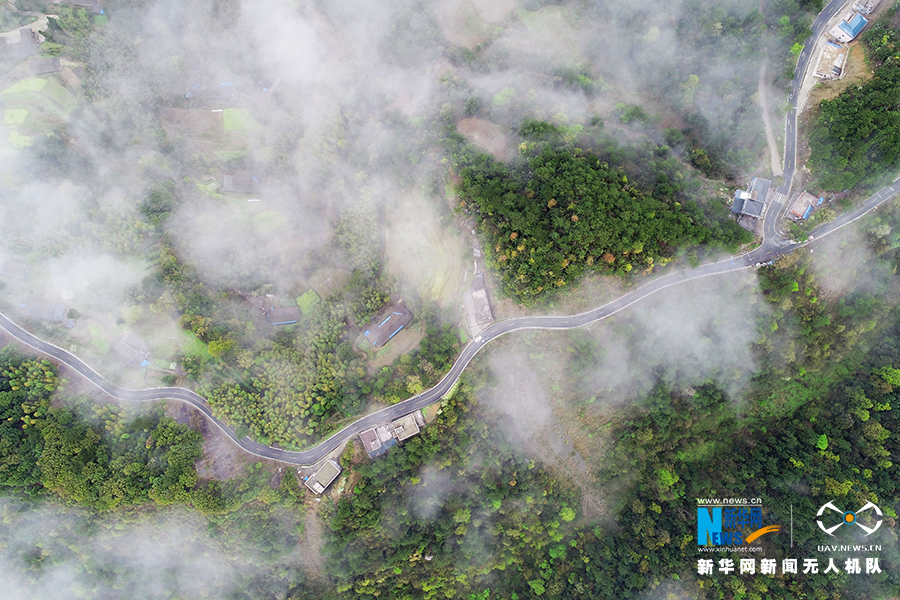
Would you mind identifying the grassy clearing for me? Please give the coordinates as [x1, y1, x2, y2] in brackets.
[7, 131, 33, 148]
[385, 194, 466, 310]
[3, 109, 29, 125]
[215, 150, 248, 162]
[42, 79, 77, 112]
[88, 323, 110, 354]
[182, 331, 212, 360]
[296, 289, 321, 316]
[1, 78, 47, 95]
[1, 79, 77, 115]
[223, 108, 260, 131]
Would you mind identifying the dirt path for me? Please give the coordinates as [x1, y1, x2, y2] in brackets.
[758, 56, 783, 177]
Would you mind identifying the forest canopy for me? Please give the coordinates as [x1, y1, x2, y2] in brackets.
[452, 129, 751, 301]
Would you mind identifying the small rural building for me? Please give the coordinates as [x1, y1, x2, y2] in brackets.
[29, 57, 61, 75]
[814, 42, 847, 80]
[359, 426, 396, 458]
[830, 12, 868, 43]
[266, 306, 301, 325]
[731, 177, 770, 219]
[222, 174, 263, 194]
[470, 274, 493, 326]
[19, 298, 66, 323]
[790, 191, 822, 219]
[247, 295, 268, 310]
[392, 413, 421, 441]
[111, 333, 150, 368]
[363, 301, 413, 347]
[19, 298, 65, 323]
[303, 460, 341, 494]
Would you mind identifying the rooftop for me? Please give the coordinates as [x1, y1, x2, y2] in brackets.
[266, 306, 301, 325]
[363, 301, 413, 347]
[359, 429, 382, 455]
[731, 178, 770, 219]
[831, 12, 868, 42]
[20, 298, 65, 323]
[0, 30, 39, 60]
[392, 414, 420, 441]
[222, 174, 263, 194]
[111, 333, 150, 368]
[470, 275, 493, 325]
[839, 13, 867, 39]
[29, 58, 61, 75]
[0, 258, 27, 279]
[304, 460, 341, 494]
[790, 191, 821, 219]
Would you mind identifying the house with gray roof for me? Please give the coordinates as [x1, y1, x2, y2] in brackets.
[20, 298, 65, 323]
[29, 57, 61, 75]
[731, 177, 770, 219]
[363, 301, 413, 347]
[303, 460, 341, 494]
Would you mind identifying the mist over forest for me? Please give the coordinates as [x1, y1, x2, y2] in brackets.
[1, 0, 899, 598]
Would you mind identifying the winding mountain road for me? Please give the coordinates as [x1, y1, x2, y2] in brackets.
[1, 0, 896, 469]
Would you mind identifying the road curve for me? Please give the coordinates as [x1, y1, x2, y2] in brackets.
[2, 0, 897, 468]
[1, 175, 897, 467]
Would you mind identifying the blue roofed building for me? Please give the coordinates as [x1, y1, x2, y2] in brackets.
[363, 301, 413, 347]
[830, 12, 868, 43]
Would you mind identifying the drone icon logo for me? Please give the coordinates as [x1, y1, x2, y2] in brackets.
[816, 501, 883, 536]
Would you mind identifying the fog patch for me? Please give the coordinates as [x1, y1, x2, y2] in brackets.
[807, 225, 893, 299]
[0, 496, 301, 600]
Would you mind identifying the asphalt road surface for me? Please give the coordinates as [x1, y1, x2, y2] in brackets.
[781, 0, 846, 195]
[0, 0, 894, 469]
[2, 175, 896, 467]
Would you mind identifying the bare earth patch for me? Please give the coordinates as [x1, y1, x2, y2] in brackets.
[423, 403, 441, 423]
[457, 117, 511, 161]
[434, 0, 493, 49]
[470, 0, 517, 23]
[166, 401, 249, 481]
[806, 43, 873, 108]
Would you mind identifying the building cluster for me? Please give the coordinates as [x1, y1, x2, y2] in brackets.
[359, 412, 424, 458]
[302, 411, 425, 495]
[815, 1, 878, 80]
